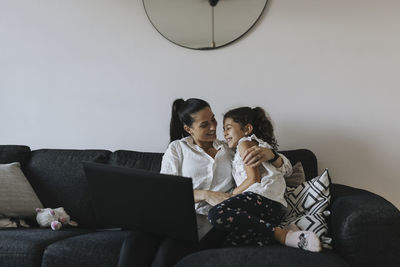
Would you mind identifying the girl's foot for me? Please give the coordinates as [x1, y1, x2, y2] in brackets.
[284, 223, 300, 232]
[285, 230, 322, 252]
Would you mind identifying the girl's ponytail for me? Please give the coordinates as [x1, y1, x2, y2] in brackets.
[252, 107, 278, 150]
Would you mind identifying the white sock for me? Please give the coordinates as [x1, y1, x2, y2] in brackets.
[285, 231, 322, 252]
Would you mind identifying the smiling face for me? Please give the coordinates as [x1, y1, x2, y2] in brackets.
[223, 117, 249, 148]
[184, 106, 217, 145]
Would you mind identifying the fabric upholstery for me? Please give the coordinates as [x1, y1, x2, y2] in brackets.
[0, 228, 90, 267]
[175, 246, 349, 267]
[2, 145, 399, 267]
[25, 149, 111, 228]
[108, 150, 163, 172]
[329, 184, 400, 267]
[0, 145, 31, 169]
[117, 232, 161, 267]
[0, 162, 43, 219]
[42, 230, 158, 267]
[151, 228, 227, 267]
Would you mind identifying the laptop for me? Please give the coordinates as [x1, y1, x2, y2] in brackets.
[83, 162, 201, 242]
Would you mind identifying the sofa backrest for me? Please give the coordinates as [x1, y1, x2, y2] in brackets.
[108, 150, 162, 172]
[280, 149, 318, 180]
[0, 145, 31, 168]
[107, 149, 319, 180]
[25, 149, 111, 228]
[0, 145, 318, 228]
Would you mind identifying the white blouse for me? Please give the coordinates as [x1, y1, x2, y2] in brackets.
[160, 136, 235, 215]
[232, 134, 292, 207]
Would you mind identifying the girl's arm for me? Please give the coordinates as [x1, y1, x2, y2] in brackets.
[275, 153, 293, 177]
[232, 141, 261, 195]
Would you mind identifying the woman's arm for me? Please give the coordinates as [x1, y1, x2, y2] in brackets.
[232, 141, 261, 195]
[241, 146, 283, 168]
[194, 190, 232, 206]
[241, 146, 293, 176]
[194, 190, 207, 202]
[160, 141, 182, 176]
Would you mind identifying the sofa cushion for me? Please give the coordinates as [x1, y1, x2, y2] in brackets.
[26, 149, 111, 228]
[42, 230, 160, 267]
[108, 150, 163, 172]
[0, 162, 43, 219]
[175, 246, 349, 267]
[0, 228, 91, 267]
[0, 145, 31, 168]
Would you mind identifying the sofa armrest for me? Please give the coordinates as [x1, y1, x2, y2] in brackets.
[329, 184, 400, 267]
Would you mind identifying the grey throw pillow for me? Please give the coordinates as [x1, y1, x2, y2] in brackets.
[0, 162, 43, 218]
[285, 161, 306, 187]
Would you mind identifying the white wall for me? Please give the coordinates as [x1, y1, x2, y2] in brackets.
[1, 0, 399, 208]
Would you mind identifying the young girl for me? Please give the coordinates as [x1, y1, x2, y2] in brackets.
[208, 107, 321, 252]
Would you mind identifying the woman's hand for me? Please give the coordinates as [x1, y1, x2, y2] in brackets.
[242, 146, 283, 168]
[194, 190, 207, 203]
[194, 190, 231, 206]
[205, 191, 232, 206]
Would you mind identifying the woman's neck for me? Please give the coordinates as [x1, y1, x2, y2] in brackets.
[193, 139, 217, 158]
[192, 138, 214, 151]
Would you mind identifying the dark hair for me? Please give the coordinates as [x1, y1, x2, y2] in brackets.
[223, 107, 278, 150]
[169, 98, 210, 142]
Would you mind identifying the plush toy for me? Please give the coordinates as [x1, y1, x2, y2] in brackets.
[35, 207, 78, 230]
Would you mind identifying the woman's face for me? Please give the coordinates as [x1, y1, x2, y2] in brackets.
[185, 106, 217, 143]
[223, 117, 247, 148]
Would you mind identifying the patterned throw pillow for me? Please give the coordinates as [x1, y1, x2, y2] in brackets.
[280, 169, 332, 247]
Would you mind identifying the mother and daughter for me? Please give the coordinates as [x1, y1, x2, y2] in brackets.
[161, 98, 321, 252]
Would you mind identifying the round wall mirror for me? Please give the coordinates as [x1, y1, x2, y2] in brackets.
[143, 0, 268, 50]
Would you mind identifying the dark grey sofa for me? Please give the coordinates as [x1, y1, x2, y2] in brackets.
[0, 145, 399, 267]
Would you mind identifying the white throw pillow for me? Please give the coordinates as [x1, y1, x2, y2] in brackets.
[0, 162, 43, 218]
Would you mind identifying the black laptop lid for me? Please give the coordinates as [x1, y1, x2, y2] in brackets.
[83, 162, 198, 242]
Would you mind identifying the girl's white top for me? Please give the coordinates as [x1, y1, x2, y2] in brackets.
[232, 134, 292, 207]
[160, 136, 235, 215]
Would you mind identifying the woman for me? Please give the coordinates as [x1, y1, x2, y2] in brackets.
[160, 98, 291, 240]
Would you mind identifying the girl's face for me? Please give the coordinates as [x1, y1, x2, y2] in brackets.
[184, 106, 217, 144]
[223, 117, 248, 148]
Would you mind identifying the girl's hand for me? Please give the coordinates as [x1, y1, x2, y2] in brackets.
[205, 191, 232, 206]
[242, 146, 281, 168]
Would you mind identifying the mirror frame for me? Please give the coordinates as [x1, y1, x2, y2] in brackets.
[143, 0, 269, 50]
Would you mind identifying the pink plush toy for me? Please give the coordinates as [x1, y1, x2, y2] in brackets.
[35, 207, 78, 230]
